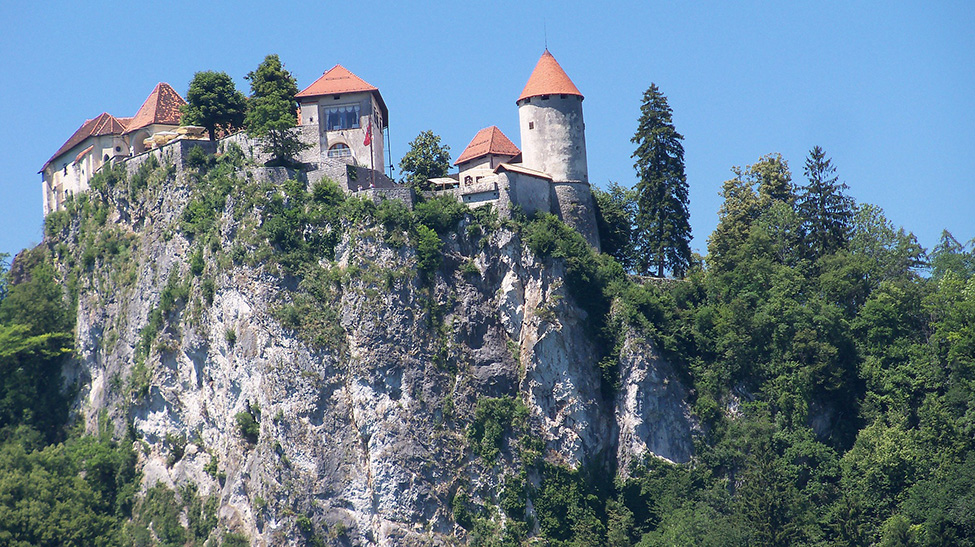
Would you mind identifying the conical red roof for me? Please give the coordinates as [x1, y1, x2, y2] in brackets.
[297, 65, 388, 126]
[517, 50, 583, 102]
[454, 126, 521, 165]
[126, 83, 186, 132]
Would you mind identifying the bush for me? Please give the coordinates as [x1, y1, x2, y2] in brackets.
[415, 225, 442, 276]
[415, 194, 467, 234]
[235, 411, 259, 444]
[467, 396, 528, 462]
[44, 210, 71, 239]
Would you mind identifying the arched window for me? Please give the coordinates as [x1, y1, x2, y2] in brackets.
[104, 154, 110, 162]
[327, 143, 352, 158]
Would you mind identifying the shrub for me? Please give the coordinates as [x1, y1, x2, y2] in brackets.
[44, 210, 71, 239]
[467, 396, 528, 462]
[415, 194, 467, 234]
[189, 249, 205, 276]
[235, 411, 259, 444]
[415, 225, 442, 276]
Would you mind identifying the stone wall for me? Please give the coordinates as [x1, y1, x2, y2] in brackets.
[551, 182, 600, 251]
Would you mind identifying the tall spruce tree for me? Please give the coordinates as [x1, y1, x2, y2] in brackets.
[798, 146, 854, 260]
[244, 54, 308, 166]
[631, 84, 691, 277]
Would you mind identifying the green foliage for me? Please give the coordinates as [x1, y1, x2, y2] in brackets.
[631, 83, 691, 278]
[181, 70, 247, 141]
[414, 194, 466, 235]
[235, 411, 259, 444]
[244, 54, 309, 166]
[467, 396, 528, 462]
[44, 210, 71, 239]
[415, 225, 443, 276]
[593, 182, 637, 271]
[129, 154, 159, 196]
[399, 130, 451, 189]
[259, 177, 347, 273]
[0, 426, 140, 546]
[798, 146, 855, 261]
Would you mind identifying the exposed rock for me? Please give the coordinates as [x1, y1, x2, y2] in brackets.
[58, 159, 696, 545]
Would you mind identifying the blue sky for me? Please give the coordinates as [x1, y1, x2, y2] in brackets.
[1, 1, 972, 260]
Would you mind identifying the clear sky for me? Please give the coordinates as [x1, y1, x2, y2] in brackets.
[1, 1, 972, 260]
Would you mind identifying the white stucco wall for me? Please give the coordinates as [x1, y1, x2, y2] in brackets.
[518, 95, 588, 184]
[299, 91, 385, 171]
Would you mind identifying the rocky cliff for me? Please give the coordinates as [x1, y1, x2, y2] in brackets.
[47, 143, 696, 545]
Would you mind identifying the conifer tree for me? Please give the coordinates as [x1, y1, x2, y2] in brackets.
[181, 71, 247, 141]
[244, 54, 308, 166]
[798, 146, 854, 260]
[631, 84, 691, 278]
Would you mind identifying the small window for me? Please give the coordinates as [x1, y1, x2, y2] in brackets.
[115, 146, 121, 152]
[541, 95, 550, 100]
[327, 143, 352, 158]
[561, 94, 567, 99]
[63, 164, 67, 175]
[104, 154, 110, 162]
[333, 95, 341, 100]
[529, 122, 535, 130]
[464, 176, 473, 185]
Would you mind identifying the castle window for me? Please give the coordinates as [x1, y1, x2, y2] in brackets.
[561, 94, 567, 99]
[529, 122, 534, 130]
[115, 146, 121, 152]
[63, 164, 67, 175]
[327, 143, 352, 158]
[104, 154, 110, 162]
[541, 95, 550, 100]
[324, 105, 360, 131]
[464, 176, 473, 185]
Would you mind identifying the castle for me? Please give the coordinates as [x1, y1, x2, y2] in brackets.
[40, 50, 599, 249]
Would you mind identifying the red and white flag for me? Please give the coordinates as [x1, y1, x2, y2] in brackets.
[363, 121, 372, 146]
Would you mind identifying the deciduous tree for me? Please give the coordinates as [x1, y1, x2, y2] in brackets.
[181, 71, 247, 141]
[631, 84, 691, 278]
[399, 131, 450, 190]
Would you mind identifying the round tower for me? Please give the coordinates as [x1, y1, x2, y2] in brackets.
[516, 50, 588, 184]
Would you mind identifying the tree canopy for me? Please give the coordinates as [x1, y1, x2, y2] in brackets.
[631, 84, 691, 278]
[399, 130, 451, 190]
[181, 71, 247, 141]
[244, 54, 308, 166]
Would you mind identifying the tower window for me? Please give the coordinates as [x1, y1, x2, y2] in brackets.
[561, 94, 567, 99]
[104, 154, 110, 162]
[327, 143, 352, 158]
[115, 146, 121, 152]
[529, 122, 534, 130]
[541, 95, 550, 100]
[324, 105, 360, 131]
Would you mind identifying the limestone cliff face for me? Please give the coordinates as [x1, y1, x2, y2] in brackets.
[59, 154, 695, 546]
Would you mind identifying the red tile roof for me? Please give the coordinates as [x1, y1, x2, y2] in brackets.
[42, 112, 127, 171]
[74, 145, 94, 164]
[126, 83, 186, 133]
[296, 65, 388, 127]
[455, 126, 521, 165]
[518, 49, 583, 102]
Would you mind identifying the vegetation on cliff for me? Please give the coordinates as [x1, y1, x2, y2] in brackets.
[4, 136, 975, 546]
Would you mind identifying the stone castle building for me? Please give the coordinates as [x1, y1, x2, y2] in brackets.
[40, 51, 599, 249]
[41, 83, 186, 216]
[442, 50, 600, 249]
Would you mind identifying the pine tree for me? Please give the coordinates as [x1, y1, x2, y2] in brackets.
[797, 146, 854, 260]
[244, 54, 309, 166]
[631, 84, 691, 278]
